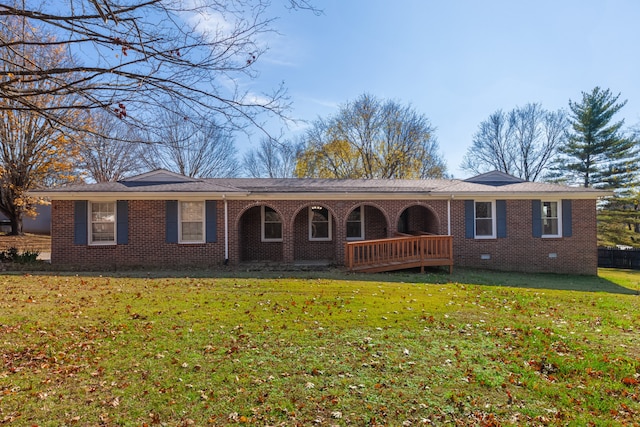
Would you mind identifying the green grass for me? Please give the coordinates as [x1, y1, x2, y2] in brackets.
[1, 268, 639, 426]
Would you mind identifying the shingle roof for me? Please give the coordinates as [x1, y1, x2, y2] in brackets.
[209, 178, 453, 193]
[30, 170, 612, 199]
[37, 179, 244, 194]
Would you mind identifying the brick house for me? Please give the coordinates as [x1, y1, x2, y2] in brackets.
[31, 170, 610, 274]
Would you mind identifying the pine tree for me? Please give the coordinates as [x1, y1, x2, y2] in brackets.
[560, 87, 640, 189]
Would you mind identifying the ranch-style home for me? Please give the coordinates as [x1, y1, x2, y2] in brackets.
[31, 169, 610, 275]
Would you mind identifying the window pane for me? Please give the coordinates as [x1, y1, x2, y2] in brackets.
[347, 222, 362, 238]
[312, 222, 329, 239]
[92, 223, 114, 242]
[310, 207, 330, 239]
[182, 222, 203, 241]
[543, 219, 558, 235]
[181, 202, 203, 221]
[476, 218, 493, 236]
[543, 202, 558, 219]
[91, 202, 115, 222]
[542, 201, 559, 236]
[264, 222, 282, 240]
[312, 208, 328, 222]
[347, 207, 362, 238]
[475, 202, 491, 219]
[264, 207, 280, 222]
[90, 202, 115, 243]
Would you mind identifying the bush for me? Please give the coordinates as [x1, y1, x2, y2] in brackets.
[0, 247, 40, 263]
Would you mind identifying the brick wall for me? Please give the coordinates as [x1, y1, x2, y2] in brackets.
[52, 200, 226, 268]
[450, 199, 597, 275]
[52, 198, 598, 274]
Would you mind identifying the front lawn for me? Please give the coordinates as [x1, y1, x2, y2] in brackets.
[1, 269, 638, 426]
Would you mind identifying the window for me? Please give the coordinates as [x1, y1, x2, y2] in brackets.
[346, 206, 364, 240]
[262, 206, 282, 241]
[180, 201, 205, 243]
[309, 206, 331, 240]
[89, 202, 116, 244]
[541, 201, 561, 237]
[475, 201, 495, 238]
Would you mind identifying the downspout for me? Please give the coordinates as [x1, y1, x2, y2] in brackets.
[223, 195, 229, 264]
[447, 195, 452, 236]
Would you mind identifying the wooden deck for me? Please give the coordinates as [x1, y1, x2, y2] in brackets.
[345, 234, 453, 273]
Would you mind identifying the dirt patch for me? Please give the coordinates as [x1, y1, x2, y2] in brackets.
[0, 233, 51, 252]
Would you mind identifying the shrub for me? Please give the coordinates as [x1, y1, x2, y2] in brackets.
[0, 247, 39, 263]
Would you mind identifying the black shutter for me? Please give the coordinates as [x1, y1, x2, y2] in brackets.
[205, 200, 217, 243]
[166, 200, 178, 243]
[496, 200, 507, 238]
[74, 200, 88, 245]
[464, 200, 474, 238]
[532, 200, 542, 238]
[562, 199, 572, 237]
[116, 200, 128, 244]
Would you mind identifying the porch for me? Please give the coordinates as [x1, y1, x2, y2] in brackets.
[345, 234, 453, 273]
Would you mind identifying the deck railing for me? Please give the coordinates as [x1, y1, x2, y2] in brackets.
[345, 234, 453, 273]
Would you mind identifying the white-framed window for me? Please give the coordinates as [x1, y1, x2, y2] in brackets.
[541, 201, 562, 237]
[89, 201, 116, 245]
[179, 201, 205, 243]
[261, 206, 283, 242]
[309, 206, 331, 241]
[475, 201, 496, 239]
[346, 206, 364, 240]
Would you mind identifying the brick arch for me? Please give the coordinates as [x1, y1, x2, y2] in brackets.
[288, 203, 339, 231]
[344, 202, 390, 240]
[234, 202, 286, 230]
[396, 203, 441, 235]
[291, 203, 338, 262]
[237, 202, 284, 262]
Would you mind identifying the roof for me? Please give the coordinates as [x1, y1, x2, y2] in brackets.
[29, 169, 612, 200]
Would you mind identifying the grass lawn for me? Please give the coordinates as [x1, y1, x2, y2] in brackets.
[0, 268, 638, 426]
[0, 233, 51, 253]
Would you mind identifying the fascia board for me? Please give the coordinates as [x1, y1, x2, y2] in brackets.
[437, 190, 613, 200]
[27, 191, 250, 200]
[29, 190, 613, 201]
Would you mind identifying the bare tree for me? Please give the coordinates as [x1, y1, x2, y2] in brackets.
[142, 108, 241, 178]
[296, 94, 447, 179]
[243, 137, 300, 177]
[461, 103, 568, 181]
[0, 16, 83, 234]
[78, 111, 146, 182]
[0, 0, 317, 134]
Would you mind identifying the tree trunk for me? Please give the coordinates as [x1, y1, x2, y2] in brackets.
[9, 214, 23, 236]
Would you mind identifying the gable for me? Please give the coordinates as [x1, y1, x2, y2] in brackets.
[464, 171, 525, 186]
[123, 169, 198, 183]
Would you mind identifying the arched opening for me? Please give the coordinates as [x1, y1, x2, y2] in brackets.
[346, 205, 388, 240]
[239, 205, 284, 262]
[397, 205, 440, 235]
[293, 205, 337, 262]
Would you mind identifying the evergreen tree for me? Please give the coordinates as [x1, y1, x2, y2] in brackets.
[560, 87, 640, 189]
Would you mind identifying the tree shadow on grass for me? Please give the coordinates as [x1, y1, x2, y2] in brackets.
[351, 267, 640, 295]
[7, 263, 639, 295]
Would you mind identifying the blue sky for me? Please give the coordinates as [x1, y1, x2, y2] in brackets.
[242, 0, 640, 178]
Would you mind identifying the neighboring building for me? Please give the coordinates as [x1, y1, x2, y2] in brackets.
[0, 204, 51, 234]
[30, 170, 610, 274]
